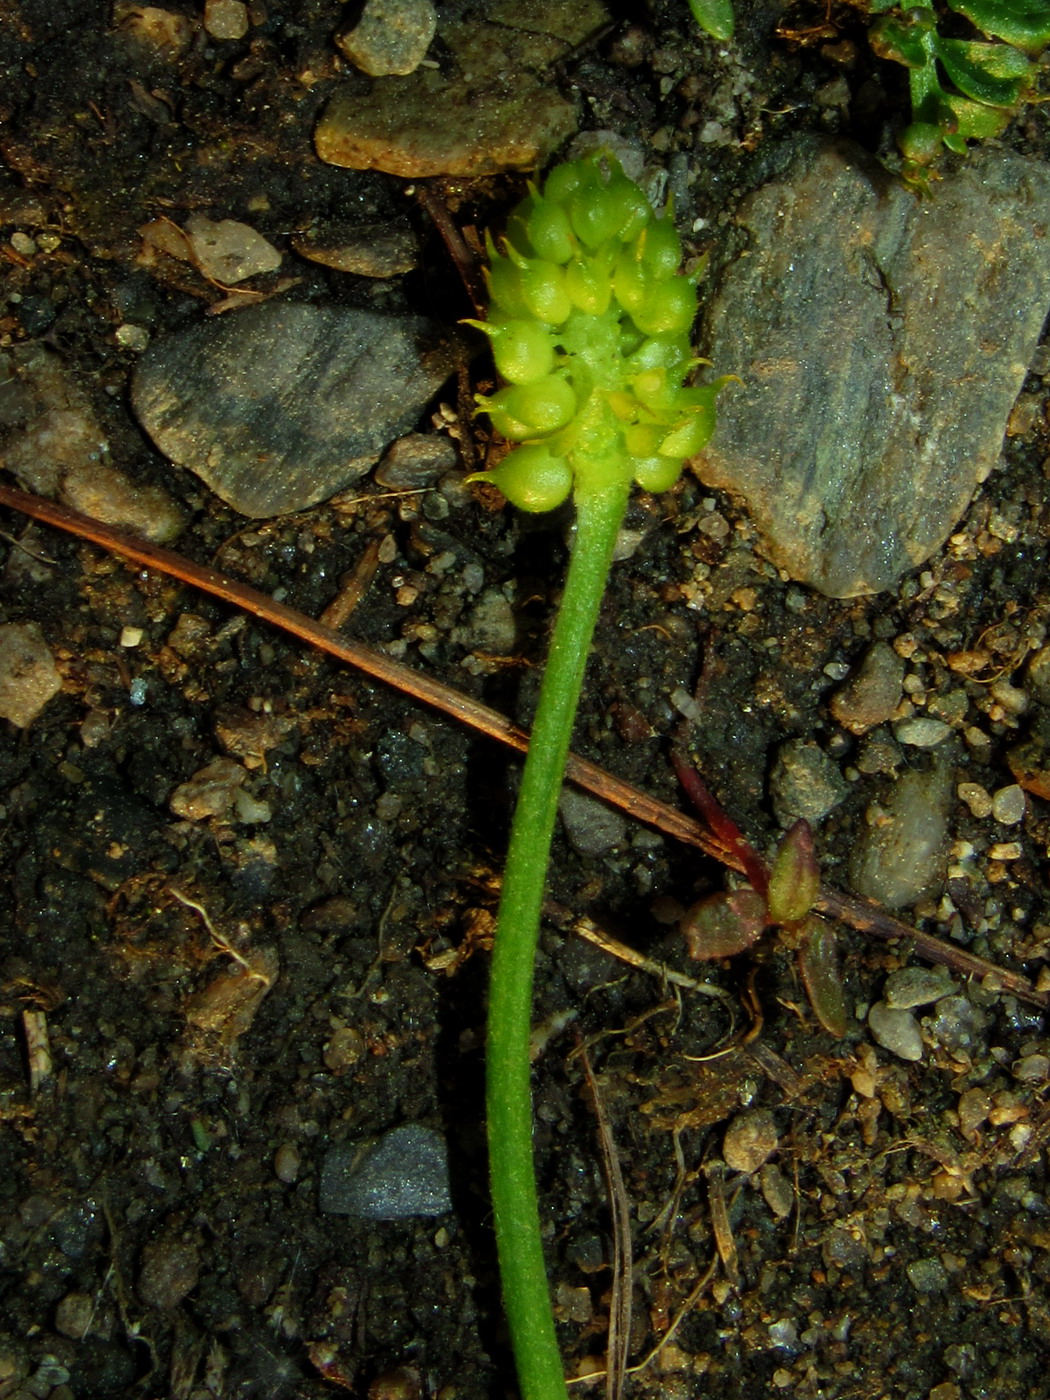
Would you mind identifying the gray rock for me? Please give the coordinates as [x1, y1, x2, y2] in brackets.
[374, 432, 458, 489]
[0, 345, 183, 542]
[291, 218, 419, 278]
[314, 4, 601, 177]
[335, 0, 437, 76]
[183, 215, 281, 284]
[131, 302, 456, 517]
[319, 1123, 452, 1219]
[558, 789, 628, 858]
[892, 716, 951, 748]
[697, 137, 1050, 597]
[906, 1257, 949, 1294]
[924, 994, 989, 1055]
[883, 965, 955, 1009]
[849, 757, 954, 910]
[769, 738, 848, 826]
[867, 1001, 924, 1061]
[0, 622, 62, 728]
[830, 642, 904, 734]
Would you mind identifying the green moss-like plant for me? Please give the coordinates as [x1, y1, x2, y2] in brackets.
[472, 155, 730, 1400]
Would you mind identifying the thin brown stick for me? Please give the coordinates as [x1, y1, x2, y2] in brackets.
[1, 480, 1045, 1009]
[579, 1043, 632, 1400]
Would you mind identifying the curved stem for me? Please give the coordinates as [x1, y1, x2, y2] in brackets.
[486, 482, 630, 1400]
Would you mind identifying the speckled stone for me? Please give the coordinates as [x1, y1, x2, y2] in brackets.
[849, 757, 954, 911]
[319, 1124, 452, 1219]
[335, 0, 437, 76]
[868, 1001, 924, 1062]
[697, 136, 1050, 597]
[0, 622, 62, 728]
[315, 2, 605, 177]
[131, 301, 456, 517]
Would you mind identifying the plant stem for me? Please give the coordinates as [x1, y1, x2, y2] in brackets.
[486, 480, 630, 1400]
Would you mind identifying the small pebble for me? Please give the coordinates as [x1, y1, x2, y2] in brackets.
[991, 784, 1026, 825]
[988, 841, 1023, 862]
[274, 1142, 301, 1183]
[184, 215, 281, 284]
[923, 995, 989, 1055]
[893, 716, 951, 748]
[905, 1256, 948, 1293]
[957, 781, 993, 818]
[169, 757, 248, 820]
[138, 1236, 201, 1309]
[204, 0, 249, 40]
[336, 0, 437, 75]
[829, 642, 904, 734]
[723, 1108, 778, 1174]
[319, 1124, 452, 1219]
[883, 966, 955, 1009]
[374, 432, 458, 489]
[849, 760, 954, 911]
[759, 1162, 794, 1219]
[558, 790, 628, 859]
[54, 1292, 94, 1340]
[769, 738, 848, 825]
[293, 218, 419, 278]
[324, 1025, 366, 1072]
[1013, 1053, 1049, 1083]
[867, 1001, 924, 1061]
[0, 622, 62, 728]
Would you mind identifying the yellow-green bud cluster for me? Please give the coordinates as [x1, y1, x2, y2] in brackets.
[470, 155, 728, 512]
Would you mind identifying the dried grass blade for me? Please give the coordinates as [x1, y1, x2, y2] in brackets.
[579, 1044, 632, 1400]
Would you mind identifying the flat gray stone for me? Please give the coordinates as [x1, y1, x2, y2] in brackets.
[319, 1124, 452, 1219]
[1, 345, 184, 542]
[315, 4, 602, 177]
[131, 301, 456, 517]
[697, 137, 1050, 597]
[0, 622, 62, 728]
[849, 757, 954, 911]
[335, 0, 437, 76]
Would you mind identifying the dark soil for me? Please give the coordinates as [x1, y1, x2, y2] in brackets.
[2, 3, 1050, 1399]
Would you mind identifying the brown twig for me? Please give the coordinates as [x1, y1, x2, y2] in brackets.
[1, 480, 1045, 1009]
[579, 1043, 632, 1400]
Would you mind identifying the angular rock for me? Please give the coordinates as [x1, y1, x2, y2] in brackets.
[336, 0, 437, 76]
[849, 757, 954, 911]
[291, 218, 419, 277]
[131, 301, 456, 517]
[697, 137, 1050, 597]
[315, 3, 604, 177]
[183, 215, 281, 284]
[0, 345, 183, 542]
[0, 622, 62, 728]
[867, 1001, 924, 1062]
[319, 1124, 452, 1219]
[830, 642, 904, 734]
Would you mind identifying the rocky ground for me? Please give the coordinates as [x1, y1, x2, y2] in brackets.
[2, 1, 1050, 1398]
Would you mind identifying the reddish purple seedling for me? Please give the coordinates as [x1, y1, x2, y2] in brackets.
[672, 750, 847, 1038]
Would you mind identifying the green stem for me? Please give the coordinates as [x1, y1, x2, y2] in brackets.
[486, 480, 630, 1400]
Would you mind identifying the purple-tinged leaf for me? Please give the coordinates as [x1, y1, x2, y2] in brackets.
[672, 750, 769, 897]
[767, 820, 820, 927]
[798, 919, 848, 1038]
[682, 888, 768, 961]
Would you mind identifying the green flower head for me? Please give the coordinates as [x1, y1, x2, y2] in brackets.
[470, 154, 731, 512]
